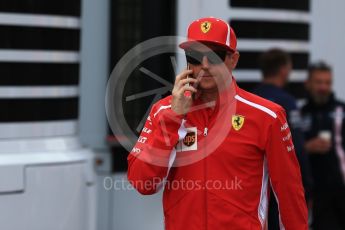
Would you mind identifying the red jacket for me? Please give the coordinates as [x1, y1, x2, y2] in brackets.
[127, 79, 308, 230]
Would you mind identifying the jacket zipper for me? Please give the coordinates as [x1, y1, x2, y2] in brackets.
[204, 125, 208, 230]
[203, 127, 208, 136]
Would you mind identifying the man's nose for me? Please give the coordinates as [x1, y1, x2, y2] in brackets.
[201, 56, 209, 69]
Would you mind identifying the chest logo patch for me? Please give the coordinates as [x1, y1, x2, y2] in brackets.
[176, 127, 198, 152]
[183, 131, 196, 146]
[232, 115, 245, 131]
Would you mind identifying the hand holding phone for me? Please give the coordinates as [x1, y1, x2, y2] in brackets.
[171, 68, 197, 115]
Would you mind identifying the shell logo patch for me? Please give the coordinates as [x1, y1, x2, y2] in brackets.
[232, 115, 245, 131]
[201, 21, 212, 33]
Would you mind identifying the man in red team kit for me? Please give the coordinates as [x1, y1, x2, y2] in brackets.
[127, 17, 308, 229]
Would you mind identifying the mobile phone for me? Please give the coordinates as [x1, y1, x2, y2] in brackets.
[184, 64, 192, 97]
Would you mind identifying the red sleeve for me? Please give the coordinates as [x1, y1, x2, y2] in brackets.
[127, 103, 183, 195]
[265, 108, 308, 229]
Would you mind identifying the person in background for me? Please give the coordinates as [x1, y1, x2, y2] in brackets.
[254, 49, 313, 230]
[301, 61, 345, 230]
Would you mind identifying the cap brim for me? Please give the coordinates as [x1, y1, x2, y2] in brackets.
[179, 40, 235, 52]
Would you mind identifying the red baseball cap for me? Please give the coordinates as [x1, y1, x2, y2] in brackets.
[179, 17, 237, 52]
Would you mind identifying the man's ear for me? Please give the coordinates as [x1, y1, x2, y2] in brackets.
[230, 51, 240, 69]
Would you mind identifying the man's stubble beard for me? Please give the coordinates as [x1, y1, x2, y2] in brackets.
[313, 93, 330, 105]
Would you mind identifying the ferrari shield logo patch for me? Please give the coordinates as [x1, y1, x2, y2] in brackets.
[232, 115, 245, 131]
[201, 21, 211, 33]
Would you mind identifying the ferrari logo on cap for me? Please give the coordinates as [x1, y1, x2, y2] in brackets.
[232, 115, 245, 131]
[201, 21, 211, 33]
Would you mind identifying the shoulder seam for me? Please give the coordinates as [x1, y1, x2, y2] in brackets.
[235, 95, 278, 119]
[153, 105, 171, 118]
